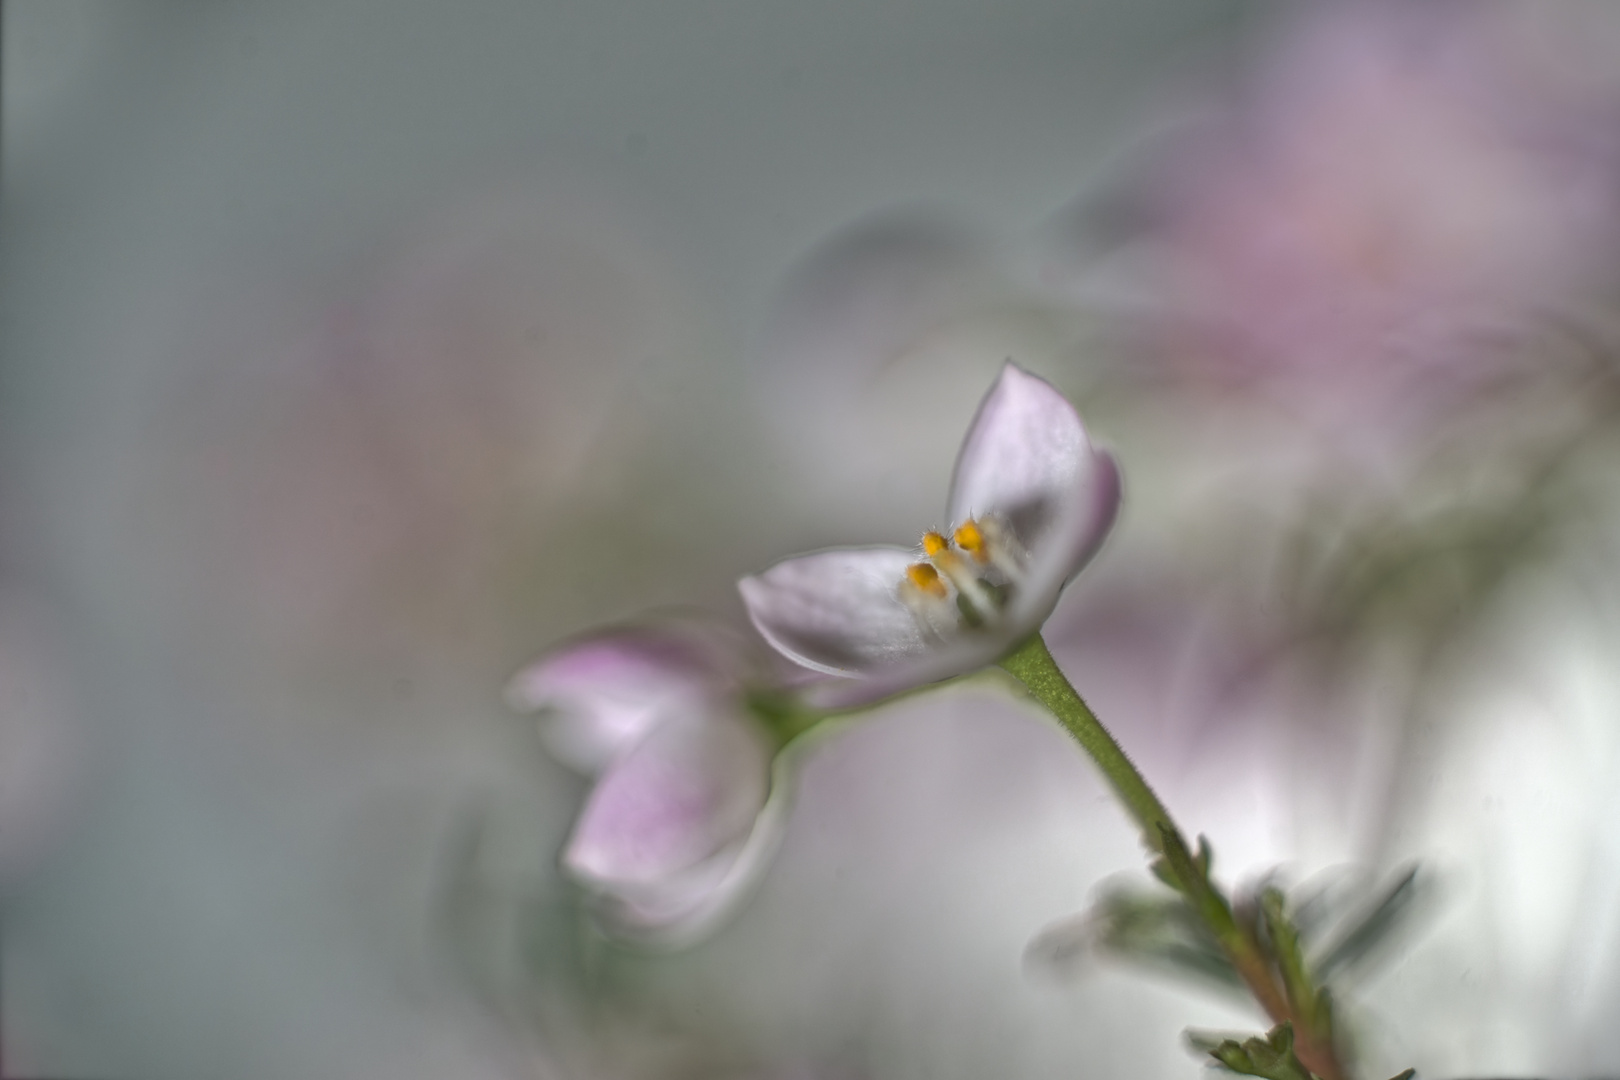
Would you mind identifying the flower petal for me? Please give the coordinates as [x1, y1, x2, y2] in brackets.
[738, 547, 930, 678]
[563, 709, 772, 893]
[796, 635, 998, 710]
[947, 362, 1092, 537]
[585, 760, 795, 948]
[948, 362, 1121, 628]
[1005, 447, 1122, 628]
[505, 625, 730, 774]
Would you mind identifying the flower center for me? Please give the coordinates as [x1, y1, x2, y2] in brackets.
[897, 514, 1026, 636]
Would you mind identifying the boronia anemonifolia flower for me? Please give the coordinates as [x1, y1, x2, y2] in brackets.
[739, 362, 1121, 707]
[507, 622, 790, 946]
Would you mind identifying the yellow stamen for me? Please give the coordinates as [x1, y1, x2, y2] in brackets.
[922, 531, 950, 558]
[932, 548, 990, 608]
[978, 514, 1027, 581]
[906, 562, 948, 599]
[953, 519, 989, 563]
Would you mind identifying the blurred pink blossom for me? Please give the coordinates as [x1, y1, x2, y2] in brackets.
[506, 623, 739, 775]
[1088, 1, 1620, 436]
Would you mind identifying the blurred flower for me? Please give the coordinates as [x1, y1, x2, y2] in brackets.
[506, 623, 738, 774]
[509, 623, 789, 946]
[739, 363, 1120, 706]
[1064, 1, 1620, 441]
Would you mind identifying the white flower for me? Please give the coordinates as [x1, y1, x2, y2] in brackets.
[507, 624, 789, 946]
[738, 362, 1120, 706]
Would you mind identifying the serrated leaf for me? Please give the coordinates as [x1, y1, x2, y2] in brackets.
[1261, 888, 1328, 1042]
[1199, 1023, 1318, 1080]
[1160, 825, 1240, 939]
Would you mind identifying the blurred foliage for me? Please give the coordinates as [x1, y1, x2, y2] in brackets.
[1029, 859, 1425, 1077]
[1030, 862, 1423, 993]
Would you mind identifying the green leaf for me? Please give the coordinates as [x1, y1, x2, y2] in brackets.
[1287, 868, 1361, 943]
[1103, 893, 1242, 989]
[1150, 856, 1181, 890]
[1031, 880, 1246, 993]
[1159, 825, 1239, 941]
[1148, 942, 1246, 992]
[1314, 865, 1422, 980]
[1192, 1022, 1318, 1080]
[1261, 889, 1329, 1043]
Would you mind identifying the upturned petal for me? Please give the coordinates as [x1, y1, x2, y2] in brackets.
[1003, 448, 1121, 627]
[948, 362, 1121, 625]
[506, 625, 730, 774]
[738, 547, 929, 677]
[948, 363, 1095, 559]
[563, 708, 779, 943]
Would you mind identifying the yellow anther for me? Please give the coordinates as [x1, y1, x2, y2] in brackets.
[953, 519, 989, 563]
[905, 562, 949, 599]
[921, 531, 950, 558]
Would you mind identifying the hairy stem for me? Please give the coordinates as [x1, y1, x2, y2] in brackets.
[999, 634, 1178, 854]
[998, 634, 1346, 1080]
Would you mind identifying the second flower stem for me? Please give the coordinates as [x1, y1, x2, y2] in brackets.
[998, 633, 1344, 1080]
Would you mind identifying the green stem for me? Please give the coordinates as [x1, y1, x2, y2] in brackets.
[746, 690, 826, 752]
[998, 633, 1346, 1080]
[998, 634, 1178, 856]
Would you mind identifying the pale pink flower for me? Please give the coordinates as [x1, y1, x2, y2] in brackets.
[739, 363, 1120, 706]
[506, 624, 737, 775]
[508, 624, 788, 945]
